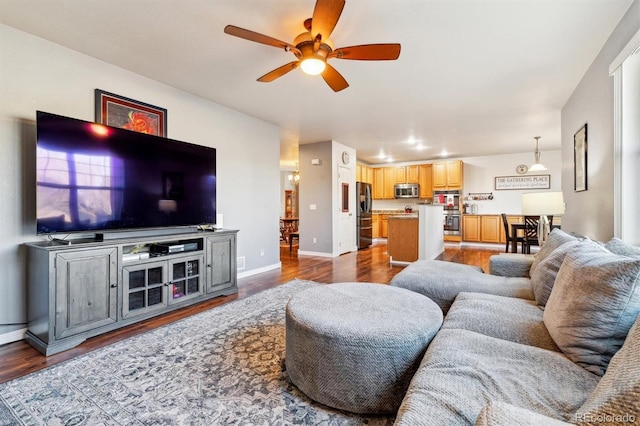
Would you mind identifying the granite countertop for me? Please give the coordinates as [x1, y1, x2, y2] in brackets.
[373, 210, 416, 214]
[388, 214, 419, 219]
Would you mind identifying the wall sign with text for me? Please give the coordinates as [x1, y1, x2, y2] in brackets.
[494, 175, 550, 190]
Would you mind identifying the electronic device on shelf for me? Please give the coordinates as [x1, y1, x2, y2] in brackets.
[150, 241, 200, 256]
[35, 111, 217, 236]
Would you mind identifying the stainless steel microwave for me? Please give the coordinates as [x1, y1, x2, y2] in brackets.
[394, 183, 420, 199]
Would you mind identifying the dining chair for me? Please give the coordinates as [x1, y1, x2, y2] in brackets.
[501, 213, 525, 253]
[523, 215, 554, 253]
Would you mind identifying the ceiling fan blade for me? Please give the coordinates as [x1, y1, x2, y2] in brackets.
[224, 25, 296, 51]
[311, 0, 345, 42]
[257, 61, 300, 82]
[329, 44, 401, 60]
[321, 63, 349, 92]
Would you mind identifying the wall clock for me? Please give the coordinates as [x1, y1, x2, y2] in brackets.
[516, 164, 528, 174]
[341, 151, 350, 164]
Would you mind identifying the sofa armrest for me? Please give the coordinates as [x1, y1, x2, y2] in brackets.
[475, 401, 572, 426]
[489, 254, 534, 277]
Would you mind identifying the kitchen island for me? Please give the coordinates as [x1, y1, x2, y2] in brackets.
[388, 204, 444, 264]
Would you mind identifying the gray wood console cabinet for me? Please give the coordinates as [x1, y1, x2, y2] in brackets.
[25, 229, 238, 356]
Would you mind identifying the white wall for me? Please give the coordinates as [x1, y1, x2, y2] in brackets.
[561, 0, 640, 241]
[372, 150, 562, 215]
[0, 25, 281, 338]
[298, 140, 356, 257]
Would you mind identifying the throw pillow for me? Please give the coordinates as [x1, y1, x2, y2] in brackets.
[543, 239, 640, 376]
[529, 229, 580, 277]
[574, 315, 640, 425]
[530, 239, 581, 307]
[605, 237, 640, 257]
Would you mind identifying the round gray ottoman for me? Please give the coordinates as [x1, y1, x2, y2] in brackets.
[285, 282, 443, 414]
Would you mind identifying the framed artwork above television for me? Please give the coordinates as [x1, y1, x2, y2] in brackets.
[95, 89, 167, 137]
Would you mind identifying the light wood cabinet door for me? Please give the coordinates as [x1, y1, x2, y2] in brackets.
[365, 166, 374, 185]
[373, 168, 385, 199]
[419, 164, 433, 199]
[481, 215, 501, 243]
[381, 215, 389, 238]
[388, 218, 419, 262]
[462, 215, 481, 242]
[372, 214, 380, 238]
[433, 162, 447, 188]
[355, 163, 362, 182]
[447, 160, 463, 188]
[383, 168, 396, 199]
[406, 165, 420, 184]
[394, 166, 407, 183]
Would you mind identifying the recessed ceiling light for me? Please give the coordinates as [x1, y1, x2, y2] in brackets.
[386, 157, 394, 163]
[440, 150, 448, 157]
[415, 144, 426, 151]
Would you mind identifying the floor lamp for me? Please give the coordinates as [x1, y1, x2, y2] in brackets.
[521, 191, 565, 246]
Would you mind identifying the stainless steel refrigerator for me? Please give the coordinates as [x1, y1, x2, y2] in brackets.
[356, 182, 372, 249]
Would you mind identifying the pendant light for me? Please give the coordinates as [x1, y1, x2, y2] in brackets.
[529, 136, 547, 172]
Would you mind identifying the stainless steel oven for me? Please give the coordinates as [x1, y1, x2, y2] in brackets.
[443, 213, 461, 235]
[435, 190, 461, 236]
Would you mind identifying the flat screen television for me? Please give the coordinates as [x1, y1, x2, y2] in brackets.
[36, 111, 216, 235]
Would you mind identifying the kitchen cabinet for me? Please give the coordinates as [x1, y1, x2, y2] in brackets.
[406, 165, 420, 184]
[480, 216, 501, 243]
[372, 167, 396, 200]
[387, 217, 419, 262]
[356, 163, 374, 184]
[373, 165, 423, 199]
[372, 214, 380, 239]
[462, 215, 481, 242]
[383, 168, 396, 199]
[418, 164, 433, 199]
[463, 215, 520, 244]
[380, 214, 389, 238]
[373, 168, 385, 199]
[433, 160, 463, 189]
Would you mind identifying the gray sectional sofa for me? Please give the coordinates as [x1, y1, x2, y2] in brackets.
[389, 229, 640, 425]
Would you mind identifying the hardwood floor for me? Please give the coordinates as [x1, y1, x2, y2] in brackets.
[0, 241, 501, 384]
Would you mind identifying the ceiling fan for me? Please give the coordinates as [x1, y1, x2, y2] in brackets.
[224, 0, 401, 92]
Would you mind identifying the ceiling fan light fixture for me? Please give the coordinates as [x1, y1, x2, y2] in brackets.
[300, 58, 326, 75]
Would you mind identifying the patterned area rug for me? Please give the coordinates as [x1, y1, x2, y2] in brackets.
[0, 279, 394, 425]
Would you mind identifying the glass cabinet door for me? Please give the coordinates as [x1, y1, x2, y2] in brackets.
[168, 255, 204, 304]
[122, 260, 168, 319]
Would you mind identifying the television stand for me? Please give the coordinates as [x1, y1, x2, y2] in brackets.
[24, 229, 238, 356]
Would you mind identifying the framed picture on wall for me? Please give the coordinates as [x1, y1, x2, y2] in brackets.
[574, 123, 588, 192]
[95, 89, 167, 137]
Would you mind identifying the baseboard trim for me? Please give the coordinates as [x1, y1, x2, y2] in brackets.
[237, 262, 281, 279]
[297, 250, 336, 258]
[0, 327, 27, 345]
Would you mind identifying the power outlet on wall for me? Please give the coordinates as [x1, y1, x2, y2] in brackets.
[260, 248, 264, 256]
[313, 237, 317, 243]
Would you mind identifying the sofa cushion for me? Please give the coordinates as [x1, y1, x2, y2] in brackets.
[394, 329, 599, 425]
[443, 292, 559, 352]
[390, 260, 532, 314]
[529, 239, 581, 307]
[475, 401, 572, 426]
[529, 229, 580, 277]
[489, 254, 534, 277]
[574, 315, 640, 424]
[543, 239, 640, 376]
[604, 237, 640, 257]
